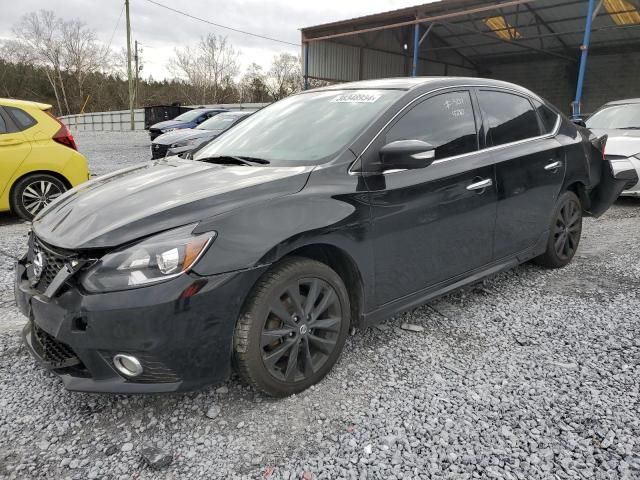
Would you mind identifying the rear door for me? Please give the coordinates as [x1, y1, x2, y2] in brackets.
[364, 89, 498, 306]
[476, 90, 564, 260]
[0, 107, 31, 198]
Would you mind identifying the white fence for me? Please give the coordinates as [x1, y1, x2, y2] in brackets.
[59, 103, 269, 132]
[60, 109, 146, 131]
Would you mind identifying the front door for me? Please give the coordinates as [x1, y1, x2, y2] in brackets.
[475, 90, 565, 259]
[362, 89, 498, 307]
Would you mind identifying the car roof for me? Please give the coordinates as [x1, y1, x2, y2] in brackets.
[0, 98, 52, 110]
[603, 98, 640, 106]
[309, 76, 531, 92]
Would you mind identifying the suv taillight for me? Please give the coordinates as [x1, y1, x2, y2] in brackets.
[45, 110, 77, 151]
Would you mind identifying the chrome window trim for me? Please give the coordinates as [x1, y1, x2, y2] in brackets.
[349, 84, 561, 176]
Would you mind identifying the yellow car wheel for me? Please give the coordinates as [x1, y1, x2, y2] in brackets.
[10, 173, 67, 221]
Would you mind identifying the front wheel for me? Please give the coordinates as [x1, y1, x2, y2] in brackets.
[535, 191, 583, 268]
[233, 257, 350, 397]
[10, 174, 67, 221]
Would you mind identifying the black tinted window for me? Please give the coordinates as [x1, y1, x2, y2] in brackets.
[6, 107, 37, 130]
[478, 91, 540, 146]
[0, 113, 6, 133]
[386, 91, 478, 160]
[533, 99, 559, 134]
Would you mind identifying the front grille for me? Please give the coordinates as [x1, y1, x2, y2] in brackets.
[32, 322, 81, 369]
[149, 129, 162, 141]
[151, 143, 169, 159]
[31, 237, 71, 293]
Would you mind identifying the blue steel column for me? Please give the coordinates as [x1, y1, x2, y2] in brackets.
[304, 42, 309, 90]
[412, 24, 420, 77]
[573, 0, 596, 118]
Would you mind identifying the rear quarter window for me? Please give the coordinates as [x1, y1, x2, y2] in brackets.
[532, 99, 560, 134]
[6, 107, 37, 131]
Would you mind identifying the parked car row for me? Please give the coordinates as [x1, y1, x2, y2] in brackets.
[13, 78, 638, 397]
[151, 110, 253, 159]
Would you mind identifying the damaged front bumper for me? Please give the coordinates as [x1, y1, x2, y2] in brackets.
[15, 254, 267, 393]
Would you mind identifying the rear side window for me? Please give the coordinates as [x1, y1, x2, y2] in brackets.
[533, 99, 559, 134]
[386, 91, 478, 160]
[478, 91, 541, 146]
[6, 107, 37, 131]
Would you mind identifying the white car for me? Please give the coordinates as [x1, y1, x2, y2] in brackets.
[586, 99, 640, 197]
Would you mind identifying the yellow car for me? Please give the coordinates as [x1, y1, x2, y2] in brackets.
[0, 98, 89, 220]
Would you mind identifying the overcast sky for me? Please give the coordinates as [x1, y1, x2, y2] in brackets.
[0, 0, 429, 79]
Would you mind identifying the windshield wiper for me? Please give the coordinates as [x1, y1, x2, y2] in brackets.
[198, 155, 270, 166]
[617, 126, 640, 130]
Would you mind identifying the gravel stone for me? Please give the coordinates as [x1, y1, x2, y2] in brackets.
[0, 132, 639, 479]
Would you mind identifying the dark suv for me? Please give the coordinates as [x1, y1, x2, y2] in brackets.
[15, 78, 635, 396]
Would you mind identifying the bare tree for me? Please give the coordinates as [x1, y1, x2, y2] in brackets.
[168, 34, 239, 104]
[266, 53, 302, 101]
[239, 63, 269, 103]
[12, 10, 71, 114]
[61, 19, 106, 111]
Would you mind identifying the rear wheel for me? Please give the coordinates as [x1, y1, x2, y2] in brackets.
[10, 174, 67, 221]
[233, 257, 350, 397]
[535, 191, 582, 268]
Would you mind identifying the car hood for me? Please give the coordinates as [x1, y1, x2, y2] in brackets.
[153, 129, 211, 145]
[589, 128, 640, 157]
[150, 120, 189, 130]
[33, 158, 314, 250]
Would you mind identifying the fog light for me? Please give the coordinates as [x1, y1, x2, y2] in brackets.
[113, 354, 143, 377]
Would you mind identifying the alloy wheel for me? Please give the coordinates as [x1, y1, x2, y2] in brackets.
[21, 180, 63, 216]
[261, 277, 343, 383]
[553, 198, 581, 260]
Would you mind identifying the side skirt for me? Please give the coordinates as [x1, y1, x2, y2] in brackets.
[360, 233, 548, 329]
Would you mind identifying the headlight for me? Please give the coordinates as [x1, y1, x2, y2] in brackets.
[161, 127, 178, 133]
[81, 224, 215, 292]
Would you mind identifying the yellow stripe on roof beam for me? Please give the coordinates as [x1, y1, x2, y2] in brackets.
[484, 16, 522, 41]
[604, 0, 640, 25]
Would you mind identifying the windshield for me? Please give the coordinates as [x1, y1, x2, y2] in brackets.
[194, 89, 403, 164]
[196, 113, 242, 131]
[173, 110, 209, 122]
[586, 104, 640, 129]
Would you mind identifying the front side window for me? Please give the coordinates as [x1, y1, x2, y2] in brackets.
[478, 91, 540, 146]
[195, 89, 404, 164]
[385, 91, 478, 160]
[6, 107, 36, 131]
[586, 104, 640, 130]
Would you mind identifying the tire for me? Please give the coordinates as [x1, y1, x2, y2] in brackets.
[233, 257, 351, 397]
[535, 191, 583, 268]
[10, 173, 67, 221]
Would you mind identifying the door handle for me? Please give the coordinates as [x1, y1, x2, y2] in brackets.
[466, 178, 493, 191]
[544, 161, 562, 171]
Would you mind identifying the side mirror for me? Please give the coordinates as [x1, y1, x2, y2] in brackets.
[571, 118, 586, 128]
[379, 140, 436, 171]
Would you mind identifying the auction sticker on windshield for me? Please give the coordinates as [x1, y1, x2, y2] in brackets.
[331, 92, 382, 103]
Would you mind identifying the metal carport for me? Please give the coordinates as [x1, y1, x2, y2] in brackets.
[300, 0, 640, 117]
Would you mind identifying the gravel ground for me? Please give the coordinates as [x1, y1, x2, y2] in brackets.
[1, 132, 639, 479]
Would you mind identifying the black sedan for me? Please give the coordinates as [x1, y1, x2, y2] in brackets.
[150, 110, 254, 159]
[16, 77, 636, 396]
